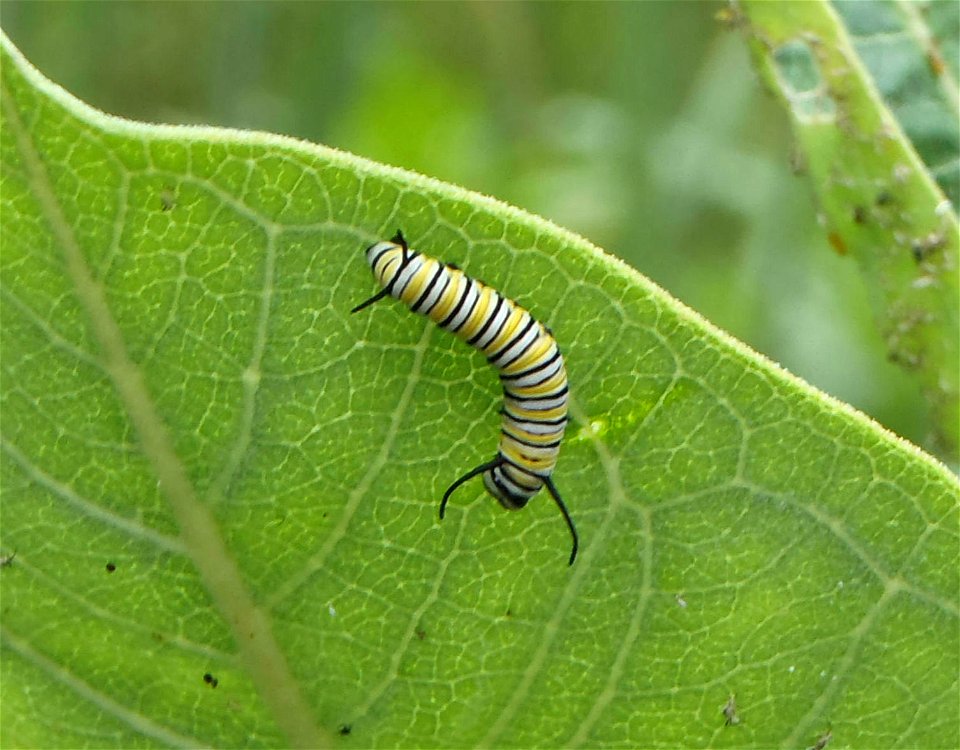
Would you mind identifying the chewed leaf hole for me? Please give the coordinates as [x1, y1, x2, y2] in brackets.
[773, 39, 837, 122]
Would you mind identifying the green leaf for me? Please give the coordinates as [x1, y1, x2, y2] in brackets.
[736, 0, 960, 456]
[1, 30, 957, 750]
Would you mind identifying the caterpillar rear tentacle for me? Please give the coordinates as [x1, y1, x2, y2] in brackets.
[439, 457, 503, 520]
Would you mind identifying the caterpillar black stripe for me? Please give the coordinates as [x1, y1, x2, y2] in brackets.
[352, 231, 578, 565]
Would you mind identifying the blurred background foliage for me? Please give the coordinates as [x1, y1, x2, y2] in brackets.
[3, 1, 942, 455]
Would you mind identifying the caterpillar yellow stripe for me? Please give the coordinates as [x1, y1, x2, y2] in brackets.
[352, 231, 578, 565]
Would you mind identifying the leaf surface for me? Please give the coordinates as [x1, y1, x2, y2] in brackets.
[1, 32, 958, 750]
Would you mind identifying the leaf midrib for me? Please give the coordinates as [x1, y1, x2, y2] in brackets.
[0, 55, 330, 749]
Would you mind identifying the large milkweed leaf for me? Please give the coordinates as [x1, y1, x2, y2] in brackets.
[737, 0, 960, 456]
[1, 30, 958, 750]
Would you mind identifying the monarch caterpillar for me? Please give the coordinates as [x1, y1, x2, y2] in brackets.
[352, 231, 579, 565]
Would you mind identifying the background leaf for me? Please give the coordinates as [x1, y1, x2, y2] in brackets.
[737, 0, 960, 455]
[1, 28, 958, 750]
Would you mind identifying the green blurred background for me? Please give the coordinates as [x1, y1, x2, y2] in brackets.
[2, 1, 932, 451]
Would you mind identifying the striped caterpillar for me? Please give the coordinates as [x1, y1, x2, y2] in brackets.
[352, 231, 578, 565]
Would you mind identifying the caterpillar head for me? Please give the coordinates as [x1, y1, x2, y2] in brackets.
[483, 467, 533, 510]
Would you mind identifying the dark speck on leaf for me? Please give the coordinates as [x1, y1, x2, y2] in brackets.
[338, 724, 352, 736]
[160, 187, 175, 211]
[875, 191, 893, 206]
[203, 672, 219, 688]
[105, 562, 116, 573]
[827, 231, 847, 256]
[722, 694, 740, 726]
[911, 232, 946, 263]
[811, 727, 833, 750]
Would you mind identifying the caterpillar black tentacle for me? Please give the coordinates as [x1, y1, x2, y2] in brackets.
[439, 457, 502, 520]
[352, 232, 578, 565]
